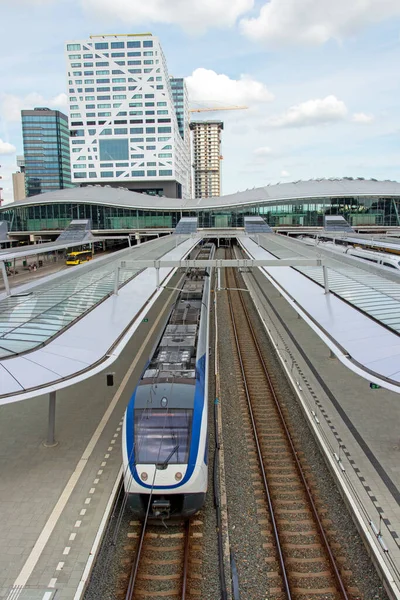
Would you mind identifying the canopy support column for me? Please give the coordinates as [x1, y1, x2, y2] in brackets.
[1, 261, 10, 296]
[323, 264, 330, 294]
[113, 266, 120, 295]
[44, 391, 58, 447]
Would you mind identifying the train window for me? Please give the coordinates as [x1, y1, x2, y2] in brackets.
[383, 262, 396, 269]
[134, 409, 192, 465]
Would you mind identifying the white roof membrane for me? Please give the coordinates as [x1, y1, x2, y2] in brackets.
[239, 236, 400, 390]
[0, 236, 199, 403]
[3, 178, 400, 212]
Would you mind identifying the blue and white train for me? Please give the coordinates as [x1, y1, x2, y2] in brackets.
[122, 243, 215, 520]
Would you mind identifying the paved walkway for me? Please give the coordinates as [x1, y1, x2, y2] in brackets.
[0, 251, 116, 293]
[0, 259, 67, 292]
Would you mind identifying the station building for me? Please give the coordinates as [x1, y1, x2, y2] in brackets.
[2, 178, 400, 236]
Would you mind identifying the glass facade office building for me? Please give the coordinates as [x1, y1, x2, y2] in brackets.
[170, 78, 187, 141]
[22, 108, 73, 197]
[2, 179, 400, 233]
[65, 34, 191, 198]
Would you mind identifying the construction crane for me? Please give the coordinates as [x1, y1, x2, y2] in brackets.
[189, 105, 248, 113]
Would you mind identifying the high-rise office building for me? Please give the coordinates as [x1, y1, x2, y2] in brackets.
[65, 33, 191, 199]
[12, 173, 25, 201]
[170, 77, 191, 196]
[190, 120, 224, 199]
[21, 108, 73, 197]
[170, 77, 188, 141]
[12, 156, 26, 201]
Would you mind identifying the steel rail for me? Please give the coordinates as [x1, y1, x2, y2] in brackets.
[125, 514, 149, 600]
[181, 520, 191, 599]
[227, 259, 350, 599]
[225, 264, 292, 600]
[214, 267, 229, 600]
[125, 513, 191, 600]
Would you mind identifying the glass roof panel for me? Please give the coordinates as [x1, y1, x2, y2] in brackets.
[0, 236, 179, 358]
[259, 236, 400, 336]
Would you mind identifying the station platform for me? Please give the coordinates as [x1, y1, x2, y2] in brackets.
[0, 234, 200, 599]
[0, 277, 183, 599]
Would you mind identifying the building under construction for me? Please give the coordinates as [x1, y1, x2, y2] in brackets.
[190, 120, 224, 199]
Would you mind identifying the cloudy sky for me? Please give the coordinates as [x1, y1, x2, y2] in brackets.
[1, 0, 400, 201]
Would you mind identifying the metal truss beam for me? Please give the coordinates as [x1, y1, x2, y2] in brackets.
[119, 258, 323, 269]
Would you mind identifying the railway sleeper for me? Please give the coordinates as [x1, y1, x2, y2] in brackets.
[290, 588, 340, 597]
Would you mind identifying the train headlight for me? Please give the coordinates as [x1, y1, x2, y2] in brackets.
[175, 472, 183, 481]
[141, 472, 148, 481]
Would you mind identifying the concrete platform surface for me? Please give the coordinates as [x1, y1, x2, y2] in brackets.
[0, 278, 181, 600]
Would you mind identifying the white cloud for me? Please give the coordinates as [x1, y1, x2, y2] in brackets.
[49, 93, 68, 112]
[185, 68, 274, 107]
[352, 112, 374, 124]
[265, 95, 348, 128]
[281, 169, 290, 177]
[240, 0, 400, 45]
[254, 146, 273, 156]
[82, 0, 254, 31]
[0, 162, 17, 203]
[0, 139, 16, 155]
[0, 92, 68, 123]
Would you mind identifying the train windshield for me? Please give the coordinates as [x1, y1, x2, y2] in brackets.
[134, 409, 193, 465]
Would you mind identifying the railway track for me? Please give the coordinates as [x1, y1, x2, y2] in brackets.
[123, 517, 202, 599]
[225, 256, 354, 600]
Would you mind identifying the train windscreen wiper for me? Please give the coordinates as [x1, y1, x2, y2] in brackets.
[157, 444, 180, 470]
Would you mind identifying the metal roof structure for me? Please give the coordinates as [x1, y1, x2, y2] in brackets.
[174, 217, 198, 235]
[0, 236, 179, 359]
[1, 226, 400, 402]
[239, 235, 400, 391]
[56, 219, 94, 243]
[324, 215, 354, 232]
[0, 240, 92, 261]
[0, 235, 198, 402]
[317, 232, 400, 253]
[244, 216, 273, 234]
[251, 234, 400, 334]
[4, 178, 400, 212]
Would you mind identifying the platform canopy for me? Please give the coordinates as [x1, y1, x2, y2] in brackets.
[324, 215, 354, 233]
[244, 216, 273, 234]
[174, 217, 198, 235]
[56, 219, 96, 243]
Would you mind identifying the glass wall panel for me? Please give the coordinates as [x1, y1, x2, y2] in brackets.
[2, 196, 400, 232]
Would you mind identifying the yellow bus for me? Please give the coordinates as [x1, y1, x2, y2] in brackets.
[66, 250, 93, 265]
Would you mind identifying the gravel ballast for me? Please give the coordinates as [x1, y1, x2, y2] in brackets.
[217, 264, 273, 600]
[228, 260, 389, 600]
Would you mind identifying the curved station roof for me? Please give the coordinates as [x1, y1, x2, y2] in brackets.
[5, 178, 400, 212]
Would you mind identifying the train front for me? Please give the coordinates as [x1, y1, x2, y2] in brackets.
[123, 261, 211, 520]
